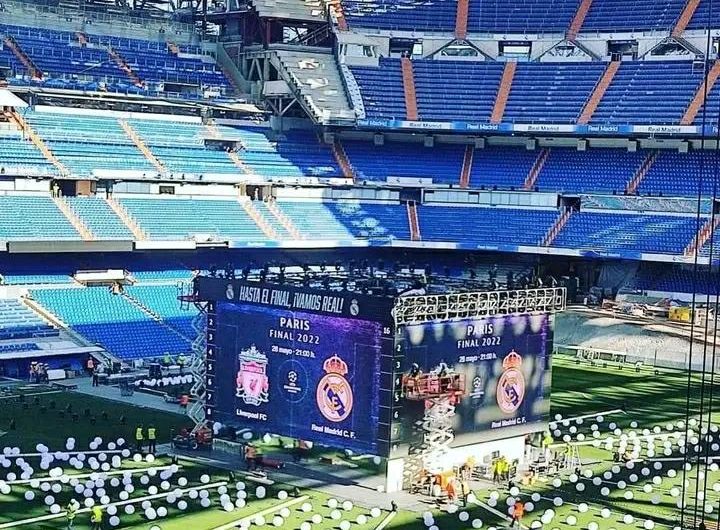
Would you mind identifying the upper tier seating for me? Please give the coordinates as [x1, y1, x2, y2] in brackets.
[119, 197, 266, 240]
[230, 128, 341, 179]
[582, 0, 688, 32]
[65, 197, 134, 239]
[348, 59, 406, 120]
[418, 206, 558, 246]
[127, 119, 240, 176]
[552, 212, 699, 254]
[0, 195, 79, 240]
[537, 148, 646, 193]
[505, 63, 606, 124]
[25, 112, 155, 177]
[0, 23, 229, 99]
[0, 299, 58, 340]
[341, 0, 578, 34]
[324, 202, 410, 240]
[413, 60, 504, 122]
[351, 59, 705, 126]
[343, 140, 465, 184]
[31, 287, 191, 360]
[468, 147, 538, 190]
[0, 129, 56, 177]
[639, 150, 720, 197]
[276, 201, 357, 240]
[590, 61, 703, 125]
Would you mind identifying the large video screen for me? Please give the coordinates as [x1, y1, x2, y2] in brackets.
[395, 313, 553, 449]
[211, 294, 390, 454]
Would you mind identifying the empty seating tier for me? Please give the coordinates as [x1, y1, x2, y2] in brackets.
[31, 287, 191, 360]
[0, 299, 58, 340]
[0, 195, 80, 241]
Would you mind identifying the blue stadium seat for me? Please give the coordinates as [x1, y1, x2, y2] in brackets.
[0, 195, 80, 240]
[0, 299, 59, 340]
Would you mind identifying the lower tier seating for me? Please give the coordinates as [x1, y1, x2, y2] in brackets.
[31, 287, 191, 360]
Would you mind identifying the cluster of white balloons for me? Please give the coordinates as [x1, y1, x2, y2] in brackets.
[135, 374, 195, 388]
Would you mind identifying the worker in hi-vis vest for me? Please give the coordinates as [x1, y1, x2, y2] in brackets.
[65, 499, 79, 530]
[148, 424, 157, 454]
[135, 424, 144, 452]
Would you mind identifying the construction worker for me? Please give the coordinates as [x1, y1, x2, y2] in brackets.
[147, 424, 157, 454]
[542, 431, 554, 461]
[511, 499, 525, 527]
[177, 354, 187, 374]
[135, 424, 144, 452]
[179, 394, 189, 412]
[65, 499, 79, 530]
[245, 444, 257, 471]
[90, 504, 103, 530]
[491, 458, 500, 484]
[163, 352, 172, 367]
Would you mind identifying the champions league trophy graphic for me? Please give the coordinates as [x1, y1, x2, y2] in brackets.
[401, 362, 466, 488]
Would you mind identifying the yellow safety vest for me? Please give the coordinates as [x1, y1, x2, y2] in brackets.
[91, 507, 102, 522]
[135, 428, 144, 440]
[148, 428, 156, 440]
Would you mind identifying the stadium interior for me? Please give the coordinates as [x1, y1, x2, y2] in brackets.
[0, 0, 719, 528]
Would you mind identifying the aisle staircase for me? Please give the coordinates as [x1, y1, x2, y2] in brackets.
[401, 57, 419, 121]
[7, 110, 68, 175]
[625, 150, 658, 195]
[107, 47, 144, 88]
[53, 196, 94, 241]
[541, 208, 573, 247]
[566, 0, 594, 41]
[239, 198, 279, 240]
[524, 148, 551, 190]
[407, 201, 421, 241]
[672, 0, 702, 38]
[491, 62, 516, 124]
[118, 119, 165, 173]
[681, 60, 720, 125]
[264, 200, 304, 239]
[105, 196, 148, 240]
[2, 36, 42, 79]
[455, 0, 470, 39]
[577, 61, 620, 124]
[459, 145, 475, 188]
[685, 216, 720, 257]
[333, 140, 356, 180]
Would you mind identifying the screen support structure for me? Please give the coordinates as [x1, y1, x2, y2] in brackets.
[179, 284, 209, 434]
[389, 287, 565, 489]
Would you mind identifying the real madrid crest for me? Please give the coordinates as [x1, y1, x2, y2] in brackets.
[316, 354, 354, 422]
[496, 349, 525, 414]
[235, 345, 269, 406]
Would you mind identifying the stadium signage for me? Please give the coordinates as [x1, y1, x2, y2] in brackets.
[356, 119, 719, 137]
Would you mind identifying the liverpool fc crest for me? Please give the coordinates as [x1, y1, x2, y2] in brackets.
[316, 354, 354, 422]
[235, 345, 269, 406]
[496, 349, 525, 414]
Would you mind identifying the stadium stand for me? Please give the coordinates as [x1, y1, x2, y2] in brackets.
[65, 197, 134, 239]
[24, 111, 156, 177]
[324, 202, 411, 240]
[0, 299, 58, 340]
[552, 212, 699, 255]
[581, 0, 689, 32]
[119, 197, 267, 240]
[0, 128, 56, 177]
[125, 285, 197, 340]
[418, 206, 558, 247]
[347, 59, 407, 120]
[537, 148, 647, 194]
[31, 287, 191, 360]
[0, 23, 230, 98]
[340, 0, 579, 34]
[639, 150, 720, 197]
[590, 61, 704, 125]
[0, 195, 80, 240]
[342, 140, 465, 184]
[504, 62, 606, 124]
[127, 118, 240, 176]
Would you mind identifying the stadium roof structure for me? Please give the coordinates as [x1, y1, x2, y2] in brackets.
[0, 89, 28, 108]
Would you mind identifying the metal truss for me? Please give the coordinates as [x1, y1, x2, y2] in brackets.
[187, 305, 208, 433]
[392, 287, 566, 326]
